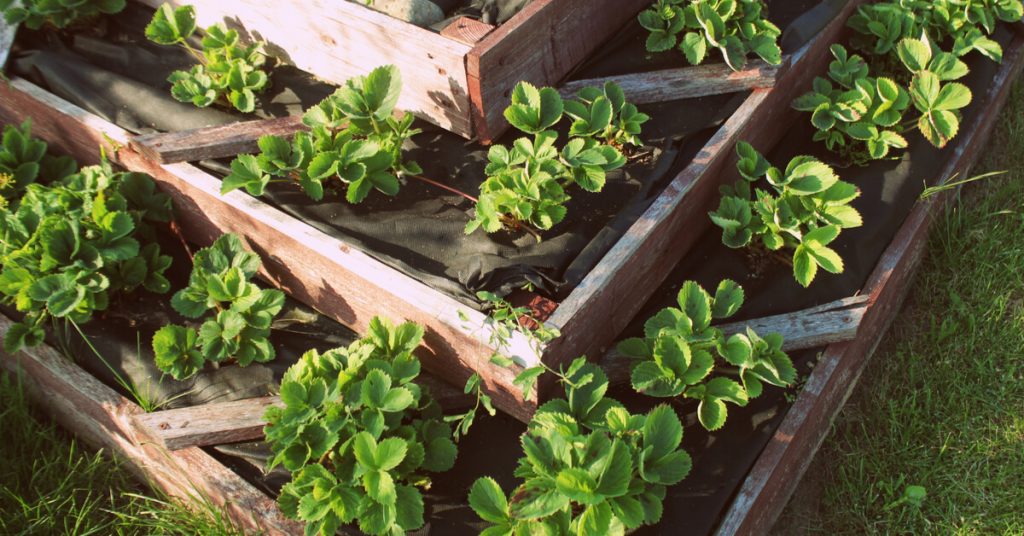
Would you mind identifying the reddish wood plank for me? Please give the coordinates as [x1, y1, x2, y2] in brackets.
[716, 36, 1024, 536]
[542, 0, 867, 394]
[467, 0, 652, 142]
[0, 315, 303, 535]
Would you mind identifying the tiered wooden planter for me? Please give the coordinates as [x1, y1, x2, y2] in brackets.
[4, 35, 1021, 533]
[0, 0, 866, 421]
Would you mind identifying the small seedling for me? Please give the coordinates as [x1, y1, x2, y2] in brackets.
[146, 4, 270, 113]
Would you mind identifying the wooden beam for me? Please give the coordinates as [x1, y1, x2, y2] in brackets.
[0, 76, 545, 422]
[559, 60, 782, 104]
[541, 0, 867, 398]
[0, 21, 16, 69]
[0, 315, 304, 535]
[133, 0, 475, 137]
[130, 116, 306, 164]
[440, 16, 495, 46]
[716, 35, 1024, 536]
[599, 296, 869, 384]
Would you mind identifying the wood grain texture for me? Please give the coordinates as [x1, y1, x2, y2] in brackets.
[440, 16, 495, 45]
[467, 0, 652, 142]
[133, 0, 475, 137]
[559, 60, 782, 104]
[0, 20, 16, 69]
[130, 116, 306, 164]
[542, 0, 867, 398]
[716, 35, 1024, 536]
[599, 297, 868, 384]
[133, 397, 282, 450]
[0, 77, 543, 422]
[0, 316, 303, 535]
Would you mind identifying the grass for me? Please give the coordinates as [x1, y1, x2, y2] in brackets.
[776, 82, 1024, 534]
[0, 372, 247, 536]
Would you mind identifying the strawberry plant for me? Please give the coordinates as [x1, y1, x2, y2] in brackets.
[146, 3, 270, 113]
[848, 0, 1023, 63]
[151, 233, 284, 380]
[0, 0, 125, 30]
[897, 38, 973, 148]
[222, 65, 422, 204]
[466, 81, 638, 237]
[0, 120, 77, 206]
[0, 159, 173, 353]
[470, 357, 691, 534]
[638, 0, 782, 71]
[616, 280, 796, 430]
[708, 142, 862, 287]
[264, 317, 458, 536]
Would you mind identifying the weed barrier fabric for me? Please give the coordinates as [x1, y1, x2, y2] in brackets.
[8, 1, 831, 307]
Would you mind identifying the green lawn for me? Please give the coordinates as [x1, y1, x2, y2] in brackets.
[3, 91, 1024, 536]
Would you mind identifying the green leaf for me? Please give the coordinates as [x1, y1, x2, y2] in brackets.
[676, 281, 712, 331]
[680, 32, 708, 65]
[793, 245, 817, 288]
[896, 38, 932, 72]
[711, 279, 744, 319]
[643, 404, 683, 459]
[145, 3, 196, 45]
[395, 485, 425, 530]
[932, 83, 971, 111]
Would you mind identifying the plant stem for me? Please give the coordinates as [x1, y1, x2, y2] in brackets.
[168, 220, 194, 262]
[178, 41, 207, 66]
[408, 174, 478, 203]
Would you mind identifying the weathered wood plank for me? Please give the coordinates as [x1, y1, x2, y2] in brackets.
[559, 60, 782, 104]
[440, 16, 495, 45]
[133, 0, 475, 137]
[716, 35, 1024, 536]
[0, 20, 16, 69]
[133, 396, 282, 450]
[599, 297, 868, 384]
[542, 0, 867, 398]
[130, 116, 306, 164]
[0, 76, 543, 422]
[467, 0, 652, 142]
[0, 315, 303, 535]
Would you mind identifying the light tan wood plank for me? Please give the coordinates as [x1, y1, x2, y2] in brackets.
[133, 0, 475, 137]
[440, 16, 494, 45]
[133, 396, 282, 450]
[467, 0, 652, 142]
[559, 60, 782, 104]
[0, 315, 303, 535]
[0, 77, 544, 422]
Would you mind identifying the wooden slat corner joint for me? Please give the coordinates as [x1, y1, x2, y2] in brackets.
[440, 16, 495, 45]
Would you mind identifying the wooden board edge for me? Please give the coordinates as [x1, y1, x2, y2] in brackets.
[0, 76, 543, 422]
[714, 35, 1024, 536]
[0, 315, 303, 535]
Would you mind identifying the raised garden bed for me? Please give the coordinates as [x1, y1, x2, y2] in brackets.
[3, 4, 1022, 533]
[0, 0, 861, 420]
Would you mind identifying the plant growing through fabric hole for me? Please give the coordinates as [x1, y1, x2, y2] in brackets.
[264, 317, 458, 536]
[708, 142, 862, 287]
[470, 356, 691, 534]
[847, 0, 1023, 63]
[222, 65, 425, 204]
[151, 233, 284, 380]
[466, 81, 643, 238]
[0, 154, 173, 353]
[638, 0, 782, 71]
[0, 0, 125, 30]
[146, 3, 270, 113]
[616, 279, 796, 430]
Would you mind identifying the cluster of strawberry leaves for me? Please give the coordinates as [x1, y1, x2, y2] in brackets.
[617, 280, 796, 431]
[0, 126, 173, 353]
[222, 65, 422, 204]
[794, 37, 973, 164]
[639, 0, 782, 71]
[146, 3, 270, 113]
[467, 81, 646, 237]
[264, 318, 458, 536]
[470, 357, 691, 535]
[848, 0, 1022, 63]
[0, 0, 125, 30]
[709, 142, 862, 287]
[152, 233, 284, 380]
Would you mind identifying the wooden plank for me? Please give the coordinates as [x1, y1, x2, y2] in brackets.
[559, 60, 782, 104]
[440, 16, 495, 45]
[467, 0, 652, 142]
[133, 0, 475, 137]
[133, 396, 281, 450]
[0, 315, 303, 535]
[0, 20, 16, 69]
[716, 35, 1024, 536]
[542, 0, 866, 396]
[130, 116, 306, 164]
[0, 77, 543, 422]
[599, 297, 868, 384]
